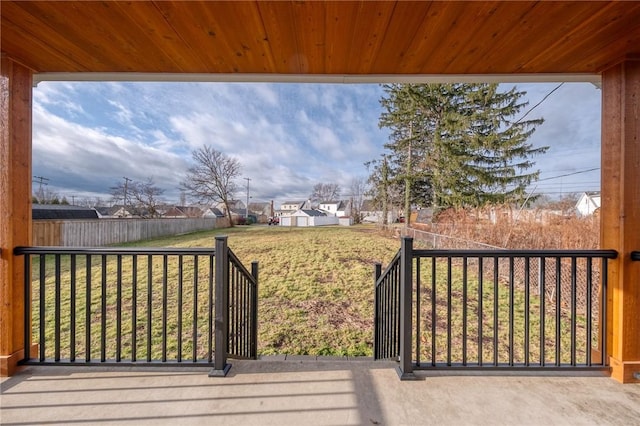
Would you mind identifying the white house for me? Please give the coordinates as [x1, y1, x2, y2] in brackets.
[360, 200, 398, 224]
[575, 191, 601, 216]
[318, 200, 349, 217]
[276, 200, 309, 217]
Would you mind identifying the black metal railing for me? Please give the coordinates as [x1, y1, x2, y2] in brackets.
[631, 251, 640, 261]
[374, 237, 617, 379]
[227, 251, 258, 360]
[14, 236, 257, 376]
[374, 250, 401, 360]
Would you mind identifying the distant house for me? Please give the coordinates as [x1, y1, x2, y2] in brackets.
[360, 200, 398, 224]
[33, 204, 98, 220]
[277, 200, 308, 217]
[318, 201, 349, 217]
[575, 191, 601, 216]
[215, 200, 246, 214]
[163, 205, 224, 219]
[248, 201, 272, 218]
[95, 205, 133, 218]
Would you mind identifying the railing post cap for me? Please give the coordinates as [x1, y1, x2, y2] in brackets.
[215, 235, 228, 241]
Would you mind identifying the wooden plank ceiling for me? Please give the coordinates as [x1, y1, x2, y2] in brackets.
[2, 1, 640, 77]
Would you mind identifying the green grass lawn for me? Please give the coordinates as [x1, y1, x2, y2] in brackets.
[28, 224, 599, 362]
[30, 225, 400, 359]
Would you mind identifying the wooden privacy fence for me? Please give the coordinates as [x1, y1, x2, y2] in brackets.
[33, 218, 225, 246]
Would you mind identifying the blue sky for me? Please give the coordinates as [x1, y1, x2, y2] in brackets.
[32, 81, 601, 207]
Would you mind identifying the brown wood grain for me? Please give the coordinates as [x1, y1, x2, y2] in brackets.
[0, 57, 32, 375]
[2, 1, 639, 75]
[601, 60, 640, 383]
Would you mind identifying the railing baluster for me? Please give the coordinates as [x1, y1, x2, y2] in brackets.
[462, 256, 467, 366]
[493, 257, 498, 366]
[524, 257, 530, 367]
[55, 254, 61, 362]
[162, 255, 168, 362]
[251, 261, 259, 359]
[601, 258, 608, 366]
[39, 254, 45, 362]
[586, 257, 593, 366]
[177, 255, 183, 362]
[478, 257, 483, 366]
[70, 254, 76, 362]
[373, 263, 381, 359]
[116, 254, 122, 362]
[132, 255, 137, 362]
[147, 254, 152, 362]
[208, 255, 213, 364]
[571, 257, 577, 366]
[540, 257, 546, 366]
[23, 254, 31, 363]
[508, 257, 514, 366]
[447, 256, 452, 366]
[555, 257, 561, 366]
[416, 257, 421, 367]
[431, 256, 436, 366]
[101, 254, 107, 362]
[85, 255, 91, 362]
[194, 255, 199, 363]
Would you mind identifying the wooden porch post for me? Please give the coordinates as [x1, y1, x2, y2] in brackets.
[601, 59, 640, 383]
[0, 56, 33, 376]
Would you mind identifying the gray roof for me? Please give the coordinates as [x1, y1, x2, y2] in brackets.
[300, 209, 326, 217]
[33, 204, 98, 220]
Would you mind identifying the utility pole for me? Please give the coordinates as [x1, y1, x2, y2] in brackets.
[382, 155, 389, 226]
[405, 121, 413, 228]
[244, 177, 251, 219]
[123, 176, 132, 210]
[33, 175, 49, 202]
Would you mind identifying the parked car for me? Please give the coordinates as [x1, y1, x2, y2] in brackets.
[268, 217, 280, 226]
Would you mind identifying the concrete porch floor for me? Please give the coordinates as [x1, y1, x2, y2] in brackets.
[2, 357, 640, 425]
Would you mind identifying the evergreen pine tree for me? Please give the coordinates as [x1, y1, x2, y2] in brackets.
[375, 83, 546, 211]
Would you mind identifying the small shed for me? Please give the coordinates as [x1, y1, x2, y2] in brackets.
[281, 209, 339, 227]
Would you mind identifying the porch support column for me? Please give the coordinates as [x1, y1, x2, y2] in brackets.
[0, 56, 33, 376]
[601, 59, 640, 383]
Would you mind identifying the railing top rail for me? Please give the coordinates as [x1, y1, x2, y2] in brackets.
[228, 249, 257, 284]
[14, 246, 216, 256]
[412, 248, 618, 259]
[375, 249, 402, 288]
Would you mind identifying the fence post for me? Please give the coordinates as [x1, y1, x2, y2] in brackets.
[210, 236, 231, 377]
[398, 236, 417, 380]
[373, 262, 382, 360]
[251, 260, 259, 360]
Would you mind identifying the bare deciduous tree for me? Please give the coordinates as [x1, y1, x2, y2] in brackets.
[310, 183, 340, 204]
[182, 145, 241, 226]
[110, 178, 164, 218]
[130, 178, 165, 218]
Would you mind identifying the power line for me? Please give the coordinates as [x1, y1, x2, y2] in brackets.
[514, 82, 565, 124]
[535, 167, 600, 182]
